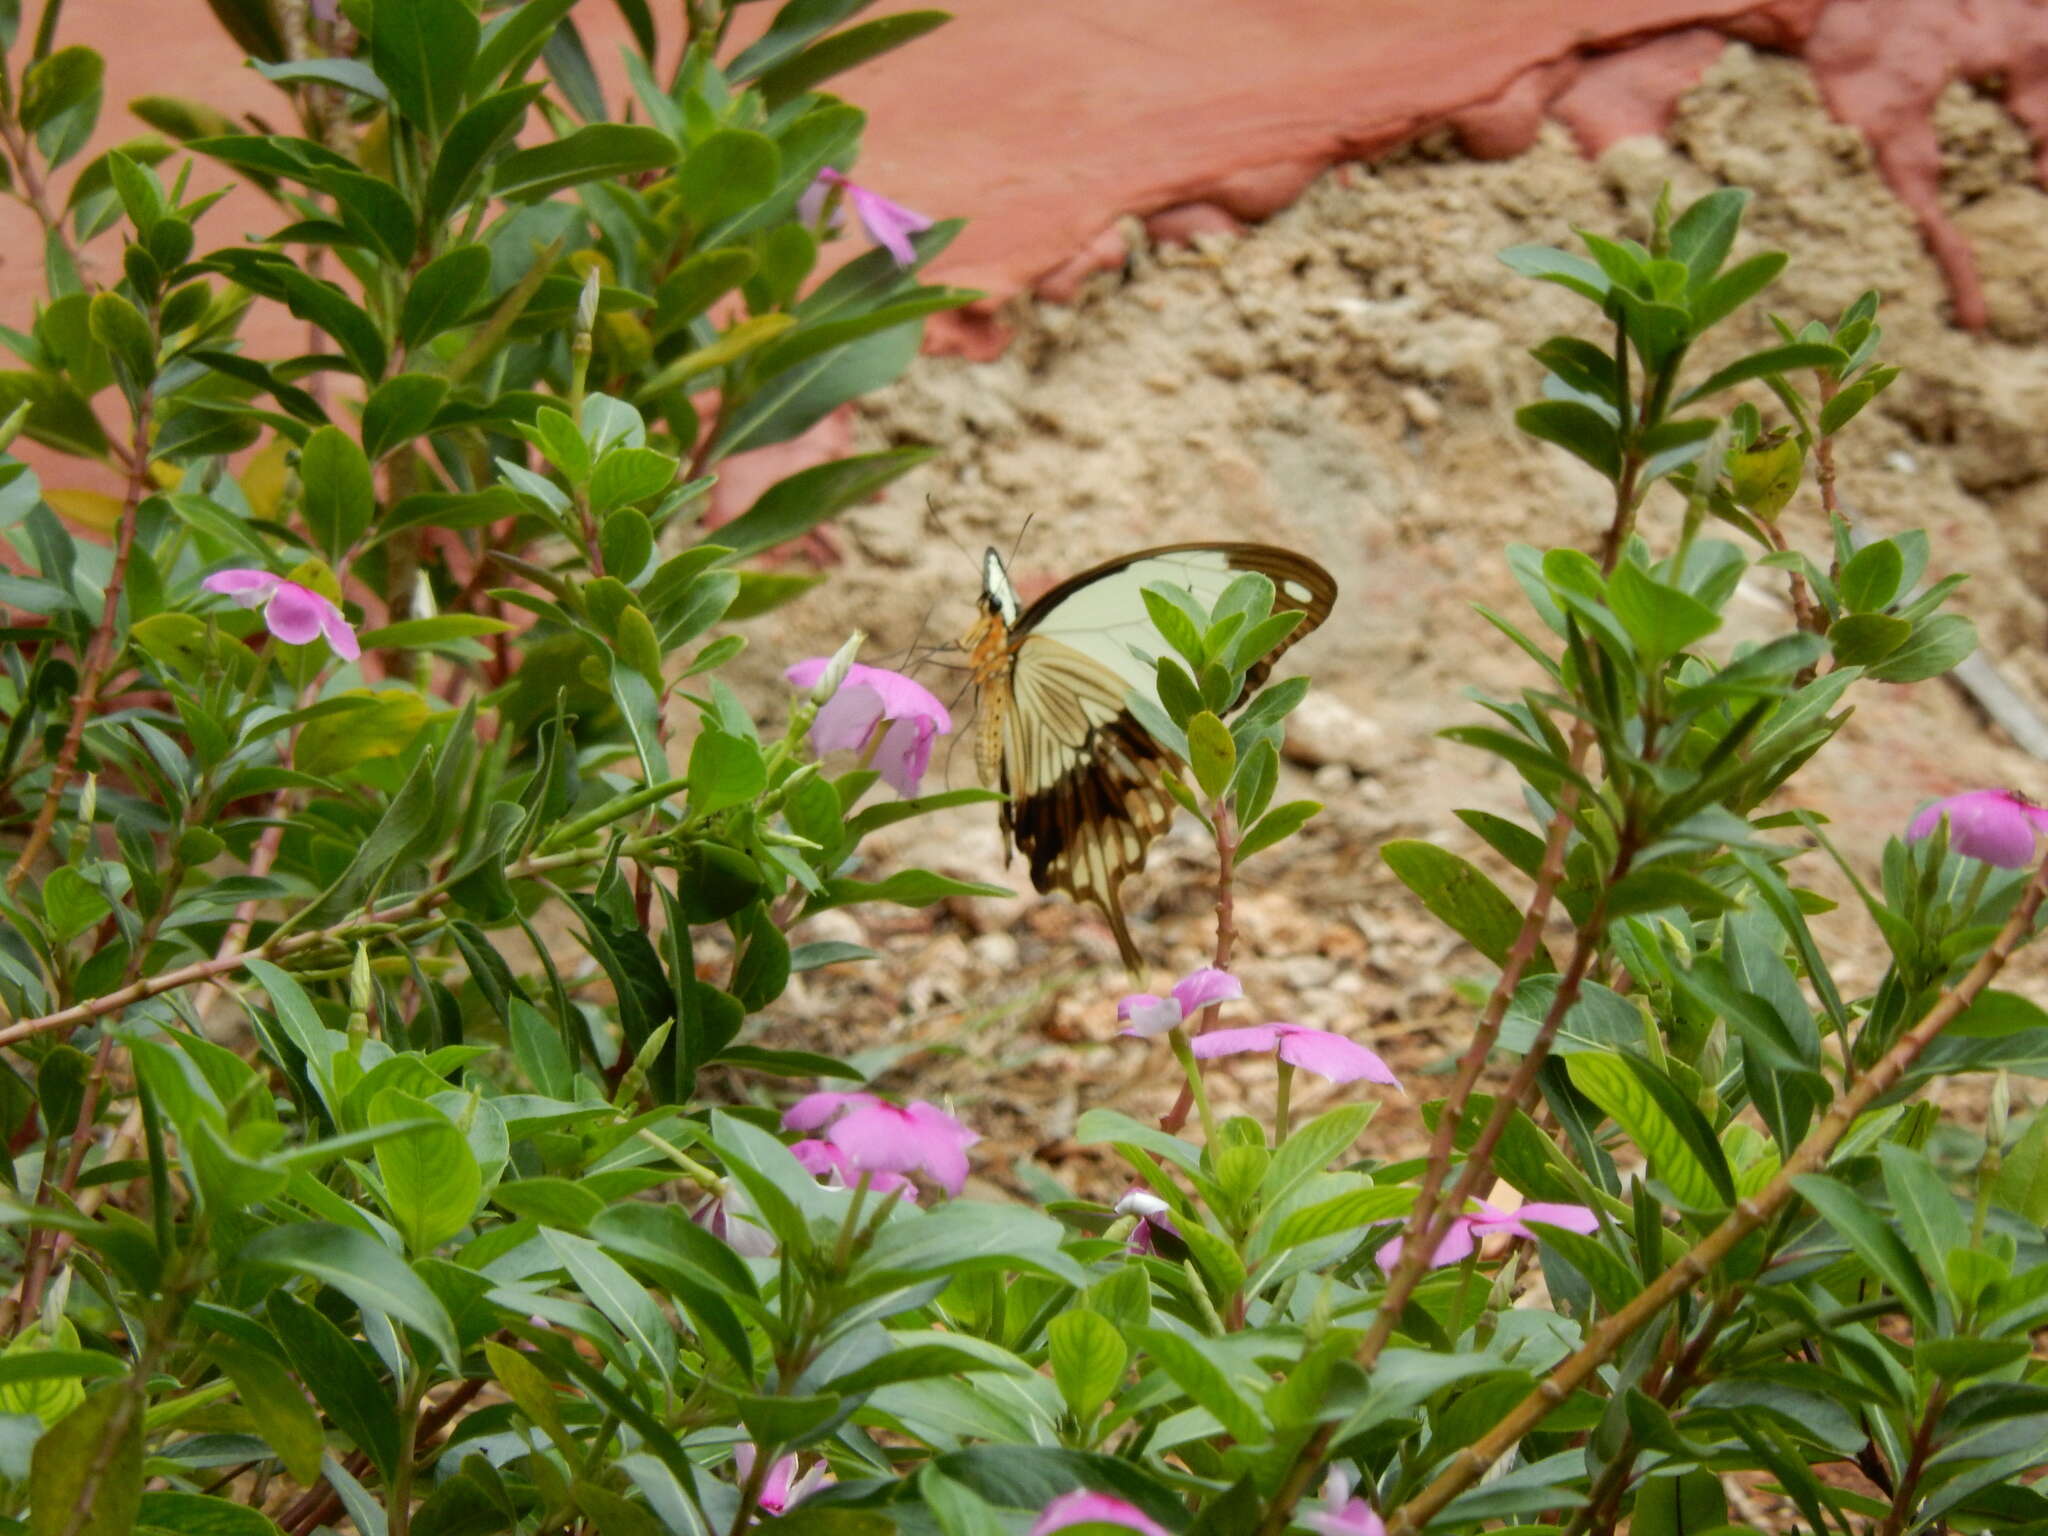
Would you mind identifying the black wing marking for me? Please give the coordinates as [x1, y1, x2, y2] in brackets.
[999, 635, 1176, 970]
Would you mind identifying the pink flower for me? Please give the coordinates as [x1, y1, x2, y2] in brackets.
[1114, 1187, 1181, 1257]
[692, 1189, 777, 1258]
[791, 1137, 917, 1202]
[782, 1091, 978, 1196]
[733, 1443, 831, 1518]
[1906, 789, 2048, 868]
[1029, 1491, 1172, 1536]
[202, 568, 360, 661]
[1306, 1469, 1383, 1536]
[1375, 1198, 1599, 1273]
[1190, 1022, 1400, 1088]
[799, 168, 933, 267]
[784, 658, 951, 796]
[1116, 968, 1242, 1038]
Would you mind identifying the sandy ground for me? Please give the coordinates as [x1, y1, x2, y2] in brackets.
[709, 45, 2048, 1193]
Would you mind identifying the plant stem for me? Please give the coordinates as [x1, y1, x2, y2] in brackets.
[0, 835, 663, 1045]
[1382, 850, 2048, 1536]
[1166, 1026, 1219, 1145]
[7, 377, 156, 894]
[1876, 1383, 1950, 1536]
[1274, 1060, 1294, 1143]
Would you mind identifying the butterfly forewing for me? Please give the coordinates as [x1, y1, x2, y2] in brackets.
[968, 542, 1338, 970]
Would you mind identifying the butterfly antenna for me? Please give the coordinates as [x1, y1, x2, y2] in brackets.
[924, 495, 979, 573]
[1006, 510, 1037, 569]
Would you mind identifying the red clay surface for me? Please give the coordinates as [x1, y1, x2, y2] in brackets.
[20, 1, 2048, 334]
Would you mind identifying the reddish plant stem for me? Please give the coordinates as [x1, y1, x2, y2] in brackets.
[1384, 852, 2048, 1536]
[1875, 1382, 1951, 1536]
[276, 1371, 490, 1536]
[7, 382, 157, 894]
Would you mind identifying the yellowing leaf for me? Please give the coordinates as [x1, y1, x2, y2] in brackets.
[295, 687, 431, 777]
[239, 436, 292, 520]
[45, 487, 124, 532]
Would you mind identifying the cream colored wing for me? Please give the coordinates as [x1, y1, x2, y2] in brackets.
[997, 633, 1178, 971]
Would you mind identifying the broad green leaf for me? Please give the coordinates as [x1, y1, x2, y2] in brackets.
[1566, 1053, 1733, 1210]
[400, 243, 492, 349]
[494, 124, 676, 202]
[1047, 1311, 1126, 1421]
[1516, 400, 1619, 479]
[206, 1339, 323, 1484]
[1130, 1326, 1264, 1445]
[676, 129, 780, 231]
[1608, 558, 1719, 666]
[29, 1386, 141, 1536]
[371, 1088, 481, 1255]
[1838, 539, 1904, 614]
[1792, 1173, 1938, 1328]
[370, 0, 478, 139]
[687, 728, 767, 816]
[299, 426, 375, 562]
[267, 1289, 401, 1485]
[1187, 710, 1234, 801]
[1993, 1110, 2048, 1225]
[239, 1222, 460, 1370]
[1381, 840, 1547, 970]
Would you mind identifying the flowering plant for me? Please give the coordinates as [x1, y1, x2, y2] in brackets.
[0, 15, 2040, 1536]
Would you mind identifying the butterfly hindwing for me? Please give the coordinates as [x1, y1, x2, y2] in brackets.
[968, 541, 1339, 971]
[1001, 636, 1177, 970]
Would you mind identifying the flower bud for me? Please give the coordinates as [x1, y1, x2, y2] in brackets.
[809, 631, 865, 704]
[76, 773, 96, 830]
[1990, 1069, 2011, 1150]
[349, 941, 373, 1016]
[575, 266, 602, 339]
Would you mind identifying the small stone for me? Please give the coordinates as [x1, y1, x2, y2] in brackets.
[1285, 692, 1388, 773]
[1400, 385, 1443, 428]
[970, 931, 1021, 971]
[1312, 762, 1356, 794]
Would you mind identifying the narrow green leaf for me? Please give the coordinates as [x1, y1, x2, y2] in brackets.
[239, 1223, 460, 1370]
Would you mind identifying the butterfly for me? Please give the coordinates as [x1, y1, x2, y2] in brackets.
[962, 542, 1338, 970]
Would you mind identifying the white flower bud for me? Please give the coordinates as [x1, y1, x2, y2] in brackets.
[1990, 1069, 2011, 1149]
[76, 773, 96, 830]
[811, 631, 865, 704]
[349, 941, 373, 1017]
[575, 266, 602, 338]
[1114, 1189, 1169, 1220]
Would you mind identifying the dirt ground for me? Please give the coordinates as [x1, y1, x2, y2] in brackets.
[706, 45, 2048, 1195]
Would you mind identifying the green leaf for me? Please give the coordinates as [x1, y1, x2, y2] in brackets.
[1499, 243, 1609, 305]
[1130, 1326, 1264, 1446]
[362, 374, 450, 461]
[1668, 186, 1748, 289]
[717, 320, 922, 460]
[1838, 538, 1904, 613]
[808, 870, 1008, 911]
[29, 1386, 141, 1536]
[1993, 1110, 2048, 1225]
[1674, 342, 1848, 407]
[1876, 1141, 1967, 1298]
[688, 728, 767, 816]
[1381, 840, 1544, 970]
[206, 1339, 324, 1484]
[1047, 1311, 1126, 1421]
[1607, 559, 1720, 666]
[494, 124, 676, 202]
[252, 56, 390, 102]
[401, 243, 492, 350]
[297, 745, 441, 923]
[299, 425, 375, 563]
[134, 1492, 290, 1536]
[713, 448, 933, 563]
[654, 247, 758, 334]
[542, 1228, 675, 1385]
[851, 1202, 1089, 1287]
[1237, 800, 1318, 861]
[371, 1089, 481, 1255]
[370, 0, 478, 139]
[1691, 250, 1788, 331]
[239, 1222, 460, 1370]
[676, 129, 780, 232]
[266, 1289, 401, 1484]
[1516, 400, 1619, 480]
[1863, 613, 1975, 682]
[1602, 866, 1732, 918]
[1566, 1053, 1733, 1210]
[1264, 1185, 1413, 1251]
[756, 11, 951, 107]
[87, 291, 153, 387]
[422, 84, 544, 229]
[1792, 1173, 1939, 1328]
[1186, 710, 1234, 801]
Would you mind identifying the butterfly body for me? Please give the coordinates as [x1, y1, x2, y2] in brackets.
[964, 542, 1338, 969]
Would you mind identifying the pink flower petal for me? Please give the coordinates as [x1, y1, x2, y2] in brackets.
[903, 1099, 978, 1194]
[316, 594, 361, 661]
[261, 582, 329, 646]
[202, 568, 281, 604]
[782, 1090, 877, 1134]
[1029, 1491, 1171, 1536]
[846, 663, 949, 732]
[1170, 967, 1242, 1014]
[811, 683, 885, 755]
[1272, 1024, 1401, 1088]
[1491, 1202, 1601, 1241]
[1907, 789, 2047, 868]
[1117, 994, 1185, 1038]
[1188, 1024, 1281, 1059]
[847, 184, 933, 267]
[1376, 1215, 1479, 1274]
[875, 712, 937, 796]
